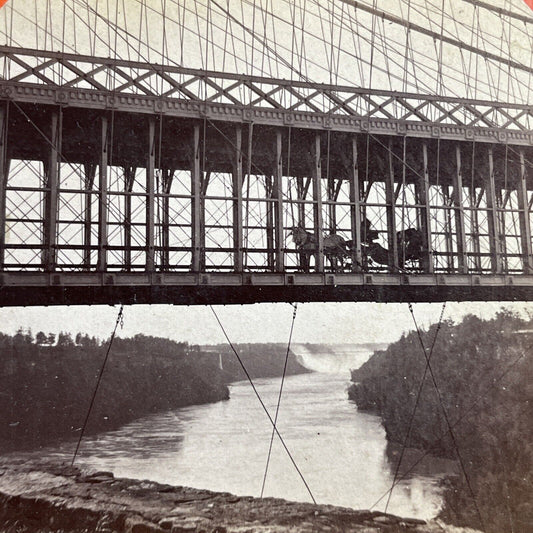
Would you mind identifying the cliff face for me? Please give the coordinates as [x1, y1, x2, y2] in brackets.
[347, 311, 533, 533]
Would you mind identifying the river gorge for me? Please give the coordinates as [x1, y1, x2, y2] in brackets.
[6, 346, 456, 522]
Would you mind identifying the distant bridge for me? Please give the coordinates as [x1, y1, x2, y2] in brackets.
[1, 1, 533, 305]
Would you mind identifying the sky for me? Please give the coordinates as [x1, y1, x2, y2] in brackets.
[0, 301, 531, 346]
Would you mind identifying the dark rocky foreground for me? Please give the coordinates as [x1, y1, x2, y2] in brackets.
[0, 461, 480, 533]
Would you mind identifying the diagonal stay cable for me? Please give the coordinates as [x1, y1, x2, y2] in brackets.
[260, 303, 298, 498]
[71, 304, 124, 466]
[407, 303, 486, 532]
[384, 301, 446, 513]
[209, 305, 316, 504]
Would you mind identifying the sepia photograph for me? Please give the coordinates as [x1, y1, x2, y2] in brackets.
[0, 1, 531, 532]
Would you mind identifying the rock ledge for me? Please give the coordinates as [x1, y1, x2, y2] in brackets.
[0, 461, 480, 533]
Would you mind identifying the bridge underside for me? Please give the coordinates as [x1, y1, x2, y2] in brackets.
[1, 272, 533, 307]
[1, 49, 533, 305]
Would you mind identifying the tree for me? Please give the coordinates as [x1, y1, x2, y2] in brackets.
[57, 332, 74, 347]
[47, 333, 56, 346]
[35, 331, 47, 345]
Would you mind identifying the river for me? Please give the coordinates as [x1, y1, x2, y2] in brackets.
[11, 347, 455, 521]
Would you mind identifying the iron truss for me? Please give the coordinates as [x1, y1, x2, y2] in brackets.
[0, 46, 532, 146]
[1, 46, 533, 305]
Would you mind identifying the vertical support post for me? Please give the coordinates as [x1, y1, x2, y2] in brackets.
[417, 143, 434, 273]
[517, 150, 533, 273]
[296, 177, 306, 228]
[386, 139, 399, 272]
[233, 126, 243, 271]
[295, 176, 307, 270]
[497, 188, 508, 272]
[453, 146, 468, 273]
[470, 187, 482, 272]
[191, 124, 202, 272]
[97, 116, 108, 272]
[146, 118, 156, 271]
[274, 129, 284, 272]
[485, 146, 502, 273]
[441, 186, 454, 273]
[0, 104, 9, 270]
[161, 169, 173, 271]
[349, 136, 362, 272]
[123, 166, 136, 271]
[82, 163, 96, 270]
[43, 110, 61, 272]
[265, 175, 275, 271]
[311, 133, 324, 272]
[328, 179, 336, 232]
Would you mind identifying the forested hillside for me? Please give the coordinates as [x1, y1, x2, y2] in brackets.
[348, 311, 533, 533]
[0, 332, 311, 452]
[0, 332, 229, 451]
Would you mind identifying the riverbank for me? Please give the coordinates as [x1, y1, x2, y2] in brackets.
[0, 461, 480, 533]
[347, 311, 533, 532]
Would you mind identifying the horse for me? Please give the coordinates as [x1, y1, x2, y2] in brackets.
[290, 227, 349, 272]
[362, 228, 425, 269]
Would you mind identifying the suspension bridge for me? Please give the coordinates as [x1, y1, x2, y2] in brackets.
[0, 0, 532, 305]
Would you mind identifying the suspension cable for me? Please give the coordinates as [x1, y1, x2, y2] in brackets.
[260, 303, 298, 497]
[71, 304, 124, 466]
[209, 305, 316, 503]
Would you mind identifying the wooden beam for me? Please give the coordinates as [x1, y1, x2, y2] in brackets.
[469, 186, 482, 272]
[191, 124, 202, 272]
[161, 168, 174, 271]
[485, 146, 502, 273]
[43, 110, 61, 272]
[296, 177, 306, 229]
[386, 139, 399, 272]
[349, 136, 362, 272]
[453, 145, 468, 273]
[295, 176, 306, 270]
[442, 185, 454, 273]
[97, 116, 108, 272]
[0, 104, 9, 270]
[274, 129, 284, 272]
[123, 166, 136, 271]
[82, 163, 96, 270]
[311, 134, 324, 272]
[265, 175, 275, 271]
[518, 150, 533, 273]
[146, 118, 156, 271]
[233, 126, 243, 271]
[496, 187, 508, 272]
[417, 143, 434, 273]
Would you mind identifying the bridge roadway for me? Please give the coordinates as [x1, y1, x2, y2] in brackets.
[0, 47, 533, 305]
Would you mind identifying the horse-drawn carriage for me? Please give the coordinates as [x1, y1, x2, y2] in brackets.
[290, 224, 424, 272]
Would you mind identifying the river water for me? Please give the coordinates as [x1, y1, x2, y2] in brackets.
[14, 348, 455, 520]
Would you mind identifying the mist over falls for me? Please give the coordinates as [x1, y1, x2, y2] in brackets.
[292, 343, 388, 373]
